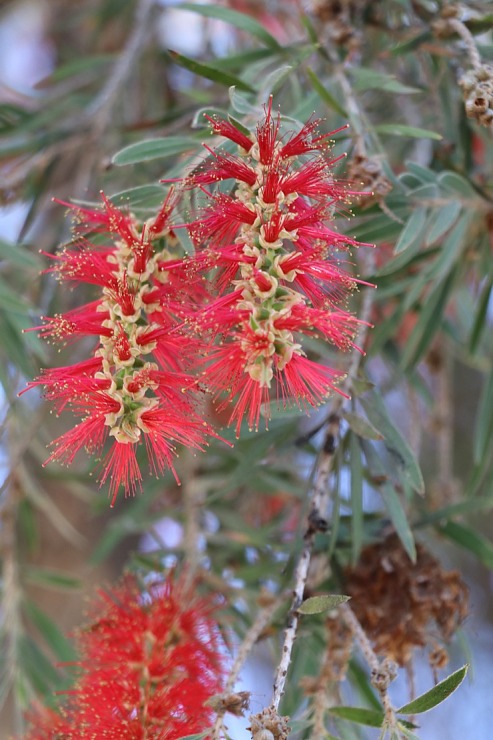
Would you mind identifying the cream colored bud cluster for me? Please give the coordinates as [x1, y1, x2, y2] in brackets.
[231, 145, 309, 388]
[94, 231, 173, 444]
[460, 65, 493, 128]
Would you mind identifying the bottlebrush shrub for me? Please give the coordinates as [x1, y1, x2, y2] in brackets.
[21, 574, 226, 739]
[22, 192, 217, 505]
[184, 99, 371, 434]
[23, 101, 369, 499]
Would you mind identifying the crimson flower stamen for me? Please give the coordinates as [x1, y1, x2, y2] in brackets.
[23, 193, 217, 504]
[184, 103, 371, 433]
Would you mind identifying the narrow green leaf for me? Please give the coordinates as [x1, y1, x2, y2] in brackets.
[306, 67, 348, 117]
[405, 162, 437, 183]
[24, 601, 77, 662]
[259, 65, 293, 100]
[112, 137, 198, 165]
[37, 54, 114, 84]
[361, 440, 416, 561]
[391, 30, 432, 55]
[177, 3, 281, 50]
[437, 171, 477, 197]
[397, 665, 468, 714]
[169, 50, 255, 93]
[400, 266, 457, 370]
[351, 378, 375, 396]
[343, 410, 384, 440]
[229, 86, 261, 115]
[300, 13, 319, 43]
[23, 565, 81, 590]
[0, 238, 42, 270]
[398, 725, 422, 740]
[350, 433, 364, 565]
[0, 312, 38, 378]
[393, 207, 428, 255]
[426, 213, 469, 281]
[0, 279, 31, 313]
[439, 521, 493, 569]
[109, 185, 169, 210]
[350, 68, 421, 94]
[414, 497, 493, 527]
[473, 366, 493, 464]
[376, 236, 423, 278]
[409, 182, 440, 199]
[375, 123, 442, 140]
[359, 392, 425, 495]
[329, 706, 384, 727]
[379, 481, 416, 561]
[205, 47, 273, 72]
[297, 594, 350, 615]
[425, 201, 462, 246]
[18, 634, 61, 692]
[469, 277, 493, 353]
[466, 14, 493, 34]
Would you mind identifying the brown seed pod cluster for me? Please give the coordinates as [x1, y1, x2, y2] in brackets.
[432, 3, 463, 39]
[249, 706, 290, 740]
[348, 154, 393, 204]
[310, 0, 361, 49]
[344, 534, 469, 667]
[206, 690, 251, 717]
[459, 65, 493, 128]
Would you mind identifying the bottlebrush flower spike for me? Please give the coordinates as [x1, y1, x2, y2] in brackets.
[21, 574, 226, 739]
[22, 193, 215, 505]
[187, 99, 372, 435]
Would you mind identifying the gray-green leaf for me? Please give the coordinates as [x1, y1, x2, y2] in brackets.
[397, 665, 468, 715]
[297, 594, 350, 615]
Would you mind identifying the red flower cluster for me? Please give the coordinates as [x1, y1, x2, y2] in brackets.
[23, 193, 214, 505]
[25, 101, 368, 498]
[22, 575, 225, 739]
[187, 100, 369, 434]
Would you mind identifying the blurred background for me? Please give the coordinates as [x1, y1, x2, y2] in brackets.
[1, 1, 493, 737]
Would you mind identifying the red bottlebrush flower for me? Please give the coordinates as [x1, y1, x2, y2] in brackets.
[22, 193, 217, 505]
[21, 574, 226, 740]
[190, 145, 258, 188]
[203, 113, 253, 152]
[21, 704, 73, 739]
[184, 100, 371, 433]
[255, 96, 281, 165]
[279, 119, 349, 158]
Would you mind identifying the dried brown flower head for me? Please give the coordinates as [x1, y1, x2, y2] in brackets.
[344, 534, 468, 667]
[206, 690, 251, 717]
[249, 706, 291, 740]
[310, 0, 362, 49]
[459, 65, 493, 129]
[348, 154, 393, 205]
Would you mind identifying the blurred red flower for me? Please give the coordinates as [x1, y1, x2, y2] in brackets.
[22, 574, 225, 739]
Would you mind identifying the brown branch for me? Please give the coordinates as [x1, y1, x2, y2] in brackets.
[211, 592, 286, 739]
[270, 256, 375, 712]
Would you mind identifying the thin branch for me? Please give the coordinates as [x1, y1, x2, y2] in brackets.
[270, 259, 375, 711]
[0, 473, 25, 733]
[86, 0, 157, 133]
[448, 17, 482, 70]
[341, 604, 401, 738]
[181, 448, 204, 587]
[211, 592, 286, 739]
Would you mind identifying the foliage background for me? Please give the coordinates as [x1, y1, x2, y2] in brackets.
[0, 0, 493, 737]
